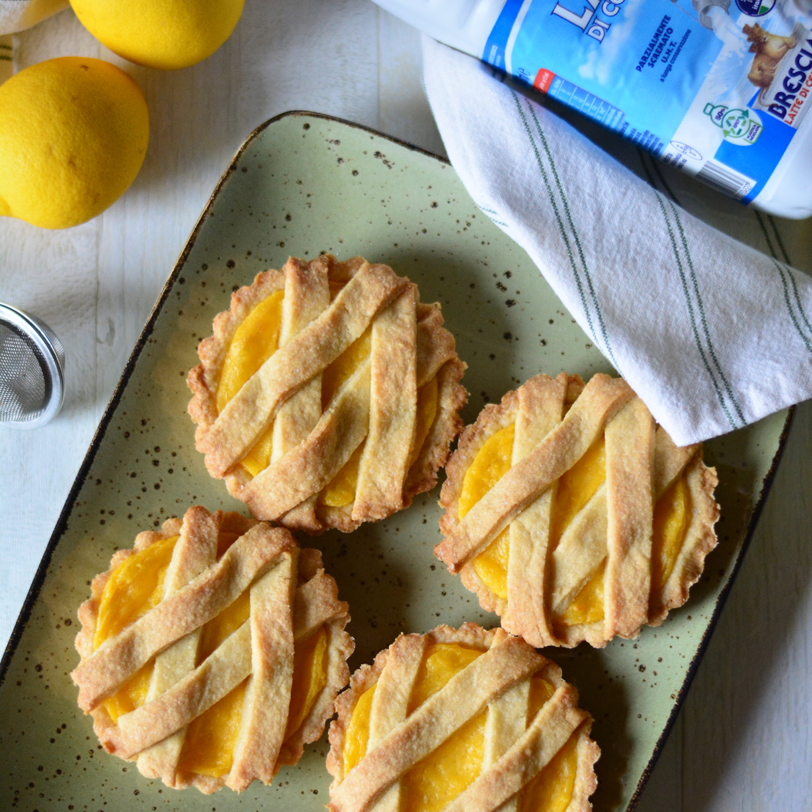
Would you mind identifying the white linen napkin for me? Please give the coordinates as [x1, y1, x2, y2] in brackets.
[0, 0, 66, 35]
[422, 35, 812, 446]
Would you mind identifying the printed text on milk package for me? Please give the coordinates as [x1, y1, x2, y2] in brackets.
[483, 0, 812, 202]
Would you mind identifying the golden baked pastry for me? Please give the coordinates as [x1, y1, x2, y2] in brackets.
[188, 254, 467, 534]
[437, 373, 719, 648]
[326, 623, 599, 812]
[71, 507, 353, 793]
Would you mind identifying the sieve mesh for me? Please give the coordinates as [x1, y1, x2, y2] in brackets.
[0, 321, 50, 423]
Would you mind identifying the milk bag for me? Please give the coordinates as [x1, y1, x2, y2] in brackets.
[376, 0, 812, 218]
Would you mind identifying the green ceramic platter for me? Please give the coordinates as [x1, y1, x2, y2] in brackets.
[0, 112, 791, 812]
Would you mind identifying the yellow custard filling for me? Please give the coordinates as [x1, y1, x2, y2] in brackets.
[459, 424, 515, 600]
[94, 533, 328, 777]
[461, 421, 690, 625]
[343, 643, 578, 812]
[216, 288, 440, 499]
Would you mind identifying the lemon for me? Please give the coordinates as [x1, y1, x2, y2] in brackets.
[70, 0, 245, 71]
[0, 57, 149, 230]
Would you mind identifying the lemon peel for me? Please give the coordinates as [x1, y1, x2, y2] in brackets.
[70, 0, 245, 71]
[0, 57, 149, 230]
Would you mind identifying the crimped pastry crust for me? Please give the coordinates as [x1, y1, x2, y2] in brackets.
[327, 623, 599, 812]
[438, 373, 720, 649]
[73, 507, 353, 793]
[187, 254, 467, 534]
[649, 456, 719, 626]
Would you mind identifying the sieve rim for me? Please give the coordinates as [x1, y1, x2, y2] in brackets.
[0, 303, 65, 430]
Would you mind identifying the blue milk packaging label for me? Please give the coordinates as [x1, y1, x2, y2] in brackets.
[483, 0, 812, 202]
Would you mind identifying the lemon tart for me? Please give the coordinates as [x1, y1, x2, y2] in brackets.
[436, 373, 719, 648]
[188, 254, 467, 534]
[72, 507, 353, 793]
[326, 623, 599, 812]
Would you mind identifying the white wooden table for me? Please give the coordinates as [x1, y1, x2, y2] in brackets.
[1, 2, 810, 810]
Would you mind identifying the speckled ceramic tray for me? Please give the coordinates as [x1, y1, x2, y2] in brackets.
[0, 112, 791, 812]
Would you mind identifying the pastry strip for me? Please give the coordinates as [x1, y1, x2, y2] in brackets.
[505, 374, 566, 648]
[415, 305, 457, 386]
[329, 636, 543, 812]
[354, 287, 418, 522]
[293, 570, 350, 639]
[552, 426, 701, 619]
[273, 257, 331, 528]
[366, 634, 427, 812]
[73, 524, 294, 711]
[654, 428, 700, 494]
[435, 375, 634, 571]
[136, 507, 219, 782]
[241, 358, 372, 519]
[105, 620, 253, 758]
[406, 358, 467, 493]
[443, 686, 587, 812]
[202, 263, 408, 476]
[604, 397, 655, 639]
[228, 550, 297, 791]
[482, 680, 531, 812]
[551, 487, 608, 615]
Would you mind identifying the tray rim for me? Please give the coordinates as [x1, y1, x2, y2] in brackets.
[0, 109, 795, 811]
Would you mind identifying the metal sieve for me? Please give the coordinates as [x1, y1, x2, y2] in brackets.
[0, 303, 65, 429]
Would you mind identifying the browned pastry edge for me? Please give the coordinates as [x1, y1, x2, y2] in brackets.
[278, 547, 355, 770]
[438, 372, 719, 649]
[649, 455, 720, 626]
[187, 256, 467, 534]
[74, 508, 353, 794]
[326, 623, 599, 811]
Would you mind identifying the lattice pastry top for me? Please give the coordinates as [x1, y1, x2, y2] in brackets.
[326, 623, 599, 812]
[188, 254, 467, 534]
[437, 373, 719, 649]
[72, 507, 353, 793]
